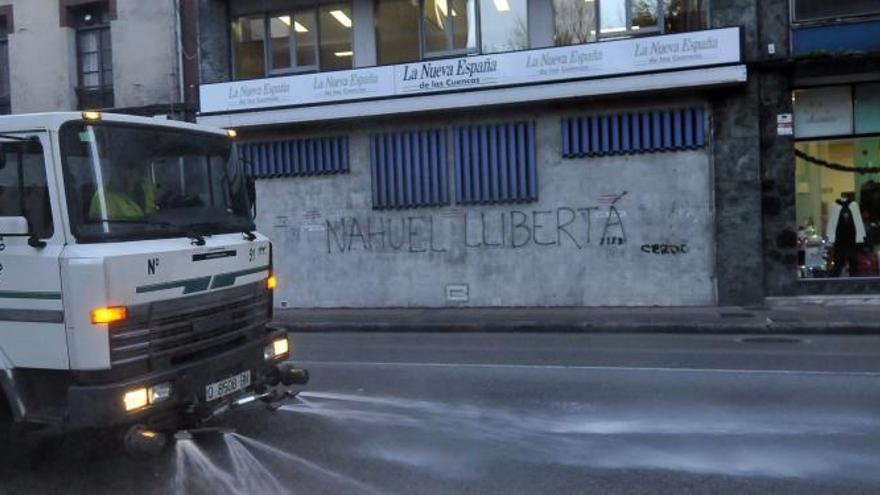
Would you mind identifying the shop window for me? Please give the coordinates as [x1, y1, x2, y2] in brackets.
[370, 130, 449, 209]
[239, 136, 349, 178]
[855, 83, 880, 135]
[793, 83, 880, 278]
[561, 108, 706, 157]
[795, 139, 880, 278]
[792, 0, 880, 23]
[554, 0, 707, 45]
[73, 4, 114, 109]
[454, 122, 537, 205]
[479, 0, 528, 54]
[0, 140, 53, 238]
[793, 86, 853, 139]
[231, 2, 352, 80]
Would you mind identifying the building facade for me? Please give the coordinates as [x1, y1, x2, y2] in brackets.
[192, 0, 880, 308]
[763, 3, 880, 300]
[0, 0, 198, 116]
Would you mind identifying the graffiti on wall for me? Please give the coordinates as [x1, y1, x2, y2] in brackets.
[326, 215, 447, 253]
[323, 192, 632, 254]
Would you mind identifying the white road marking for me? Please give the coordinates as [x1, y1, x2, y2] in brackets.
[294, 360, 880, 377]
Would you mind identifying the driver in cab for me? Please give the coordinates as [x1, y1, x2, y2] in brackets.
[89, 161, 156, 221]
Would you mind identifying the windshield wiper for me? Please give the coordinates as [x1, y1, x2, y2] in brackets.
[85, 219, 206, 246]
[186, 221, 255, 242]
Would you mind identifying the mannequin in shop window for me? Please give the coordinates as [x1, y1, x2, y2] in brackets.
[860, 180, 880, 245]
[826, 192, 866, 277]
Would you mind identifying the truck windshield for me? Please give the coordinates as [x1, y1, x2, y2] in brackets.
[60, 121, 253, 243]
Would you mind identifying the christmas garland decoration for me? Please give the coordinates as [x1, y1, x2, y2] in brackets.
[795, 148, 880, 174]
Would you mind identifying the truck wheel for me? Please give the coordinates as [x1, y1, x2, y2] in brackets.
[123, 424, 168, 458]
[0, 422, 11, 445]
[0, 396, 14, 445]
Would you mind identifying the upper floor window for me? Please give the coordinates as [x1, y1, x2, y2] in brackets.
[376, 0, 528, 65]
[73, 4, 114, 109]
[231, 3, 353, 80]
[423, 0, 474, 56]
[479, 0, 528, 54]
[554, 0, 707, 46]
[375, 0, 420, 64]
[792, 0, 880, 23]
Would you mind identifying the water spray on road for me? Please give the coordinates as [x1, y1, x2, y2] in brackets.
[169, 426, 378, 495]
[278, 389, 880, 482]
[230, 433, 382, 495]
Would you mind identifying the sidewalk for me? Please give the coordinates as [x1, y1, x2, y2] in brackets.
[272, 302, 880, 334]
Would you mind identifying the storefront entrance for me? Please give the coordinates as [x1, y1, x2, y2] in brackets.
[794, 83, 880, 279]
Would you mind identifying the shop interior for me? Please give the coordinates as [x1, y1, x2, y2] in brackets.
[796, 137, 880, 278]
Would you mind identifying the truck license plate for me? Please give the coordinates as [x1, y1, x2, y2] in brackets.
[205, 370, 251, 402]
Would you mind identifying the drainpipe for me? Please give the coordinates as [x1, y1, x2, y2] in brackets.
[174, 0, 184, 117]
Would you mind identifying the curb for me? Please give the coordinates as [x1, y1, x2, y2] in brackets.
[273, 321, 880, 335]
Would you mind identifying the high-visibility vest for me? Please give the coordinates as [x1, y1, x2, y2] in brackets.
[89, 180, 157, 221]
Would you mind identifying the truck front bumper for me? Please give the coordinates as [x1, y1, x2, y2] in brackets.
[66, 327, 307, 429]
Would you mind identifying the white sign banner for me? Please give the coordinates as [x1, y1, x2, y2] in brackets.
[200, 27, 742, 114]
[793, 86, 854, 138]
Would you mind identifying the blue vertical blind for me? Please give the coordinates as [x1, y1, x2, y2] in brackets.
[454, 121, 537, 205]
[369, 129, 449, 209]
[561, 107, 706, 158]
[238, 136, 349, 178]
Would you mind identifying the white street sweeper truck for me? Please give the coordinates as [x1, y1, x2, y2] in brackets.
[0, 112, 307, 452]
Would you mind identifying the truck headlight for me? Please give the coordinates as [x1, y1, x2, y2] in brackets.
[123, 382, 172, 412]
[264, 337, 289, 361]
[123, 388, 149, 412]
[149, 382, 172, 404]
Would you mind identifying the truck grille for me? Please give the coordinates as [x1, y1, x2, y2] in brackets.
[109, 281, 270, 368]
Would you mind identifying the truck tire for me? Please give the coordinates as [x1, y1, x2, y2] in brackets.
[0, 394, 13, 445]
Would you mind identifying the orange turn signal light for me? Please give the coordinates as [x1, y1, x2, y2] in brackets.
[267, 275, 277, 290]
[91, 306, 127, 324]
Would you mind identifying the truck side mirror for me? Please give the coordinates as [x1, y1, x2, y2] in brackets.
[0, 216, 47, 248]
[0, 216, 29, 235]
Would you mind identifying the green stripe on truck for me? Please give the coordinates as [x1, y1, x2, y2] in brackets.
[136, 265, 269, 294]
[210, 266, 268, 289]
[0, 291, 62, 300]
[136, 276, 212, 295]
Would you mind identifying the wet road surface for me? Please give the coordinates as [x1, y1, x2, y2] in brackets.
[3, 332, 880, 494]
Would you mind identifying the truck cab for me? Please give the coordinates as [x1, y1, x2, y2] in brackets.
[0, 112, 306, 440]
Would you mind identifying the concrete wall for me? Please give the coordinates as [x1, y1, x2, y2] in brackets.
[6, 0, 179, 113]
[111, 0, 180, 108]
[255, 100, 717, 308]
[8, 1, 77, 112]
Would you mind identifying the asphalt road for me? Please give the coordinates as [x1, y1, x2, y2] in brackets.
[4, 332, 880, 494]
